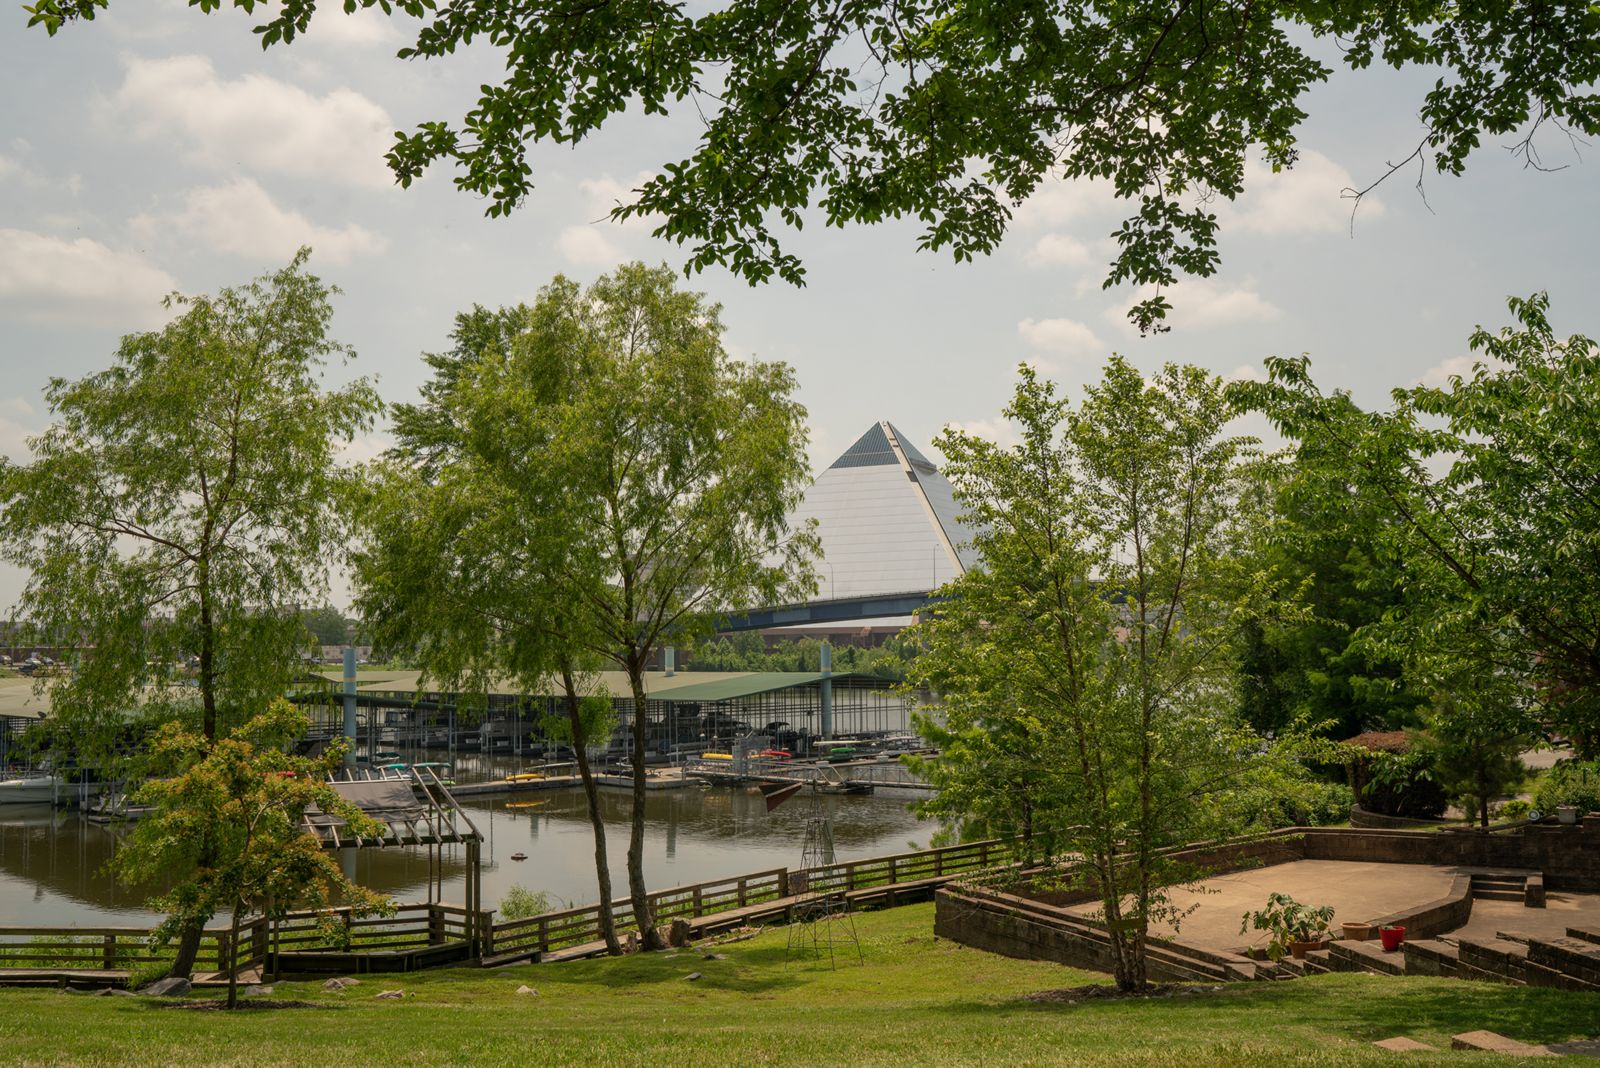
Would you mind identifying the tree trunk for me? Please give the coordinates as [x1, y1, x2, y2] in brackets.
[169, 920, 204, 980]
[197, 559, 217, 742]
[563, 667, 622, 956]
[623, 659, 663, 950]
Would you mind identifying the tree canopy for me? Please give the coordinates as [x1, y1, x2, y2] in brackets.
[357, 262, 817, 950]
[911, 360, 1286, 991]
[25, 1, 1600, 330]
[0, 249, 381, 747]
[1233, 293, 1600, 755]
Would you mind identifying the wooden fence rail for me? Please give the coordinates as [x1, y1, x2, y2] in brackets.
[0, 838, 1012, 979]
[484, 838, 1011, 962]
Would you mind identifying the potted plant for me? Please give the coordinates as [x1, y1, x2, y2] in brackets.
[1241, 892, 1336, 961]
[1379, 924, 1407, 952]
[1557, 804, 1579, 825]
[1341, 921, 1374, 942]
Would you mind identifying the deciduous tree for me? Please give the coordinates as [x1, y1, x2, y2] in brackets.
[24, 1, 1600, 331]
[115, 700, 390, 1007]
[911, 361, 1283, 991]
[0, 249, 381, 974]
[1233, 294, 1600, 755]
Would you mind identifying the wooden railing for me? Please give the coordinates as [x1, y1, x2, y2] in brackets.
[0, 839, 1011, 977]
[0, 917, 267, 976]
[485, 838, 1011, 961]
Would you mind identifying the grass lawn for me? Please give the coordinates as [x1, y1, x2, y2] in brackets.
[1, 903, 1593, 1066]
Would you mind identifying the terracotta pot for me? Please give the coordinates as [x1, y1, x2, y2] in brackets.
[1342, 922, 1373, 942]
[1288, 939, 1326, 959]
[1379, 925, 1406, 952]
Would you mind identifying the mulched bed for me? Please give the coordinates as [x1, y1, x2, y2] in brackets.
[1022, 983, 1225, 1004]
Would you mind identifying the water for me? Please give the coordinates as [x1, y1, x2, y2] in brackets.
[0, 757, 932, 927]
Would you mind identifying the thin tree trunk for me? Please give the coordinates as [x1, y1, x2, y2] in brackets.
[562, 666, 622, 955]
[169, 921, 204, 981]
[623, 659, 663, 950]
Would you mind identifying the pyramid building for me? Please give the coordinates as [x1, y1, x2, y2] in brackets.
[790, 422, 979, 601]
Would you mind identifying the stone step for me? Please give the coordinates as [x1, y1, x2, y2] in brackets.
[1471, 888, 1525, 902]
[1457, 938, 1529, 985]
[1302, 948, 1333, 975]
[1471, 875, 1526, 887]
[1329, 939, 1407, 976]
[1567, 926, 1600, 947]
[1528, 937, 1600, 987]
[1403, 939, 1460, 978]
[1451, 1030, 1555, 1057]
[1522, 958, 1600, 992]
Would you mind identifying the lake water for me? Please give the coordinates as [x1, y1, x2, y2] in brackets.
[0, 754, 933, 927]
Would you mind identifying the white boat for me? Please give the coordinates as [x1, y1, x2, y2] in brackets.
[0, 775, 103, 805]
[0, 774, 61, 804]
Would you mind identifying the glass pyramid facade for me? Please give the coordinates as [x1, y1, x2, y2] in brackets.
[789, 422, 979, 600]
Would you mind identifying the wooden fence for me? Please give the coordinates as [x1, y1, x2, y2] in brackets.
[0, 918, 266, 977]
[0, 838, 1012, 980]
[485, 838, 1011, 962]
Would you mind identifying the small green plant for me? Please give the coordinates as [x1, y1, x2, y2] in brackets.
[1496, 798, 1534, 822]
[1240, 892, 1335, 961]
[1534, 761, 1600, 816]
[499, 885, 553, 922]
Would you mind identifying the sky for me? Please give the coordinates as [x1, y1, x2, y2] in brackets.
[2, 4, 1598, 611]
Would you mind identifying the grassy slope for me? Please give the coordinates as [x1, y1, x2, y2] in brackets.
[1, 904, 1593, 1067]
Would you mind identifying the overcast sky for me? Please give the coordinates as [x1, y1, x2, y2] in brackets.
[3, 4, 1598, 612]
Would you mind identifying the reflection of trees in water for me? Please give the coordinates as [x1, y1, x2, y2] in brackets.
[465, 785, 923, 851]
[0, 807, 156, 920]
[3, 783, 928, 924]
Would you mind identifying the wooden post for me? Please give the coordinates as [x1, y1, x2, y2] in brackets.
[778, 869, 789, 899]
[429, 906, 445, 945]
[738, 879, 747, 907]
[935, 850, 944, 877]
[102, 933, 116, 969]
[538, 916, 550, 956]
[888, 857, 898, 885]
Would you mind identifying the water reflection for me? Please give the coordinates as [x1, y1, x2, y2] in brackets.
[0, 783, 930, 925]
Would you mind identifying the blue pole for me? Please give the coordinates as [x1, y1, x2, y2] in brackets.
[343, 646, 358, 766]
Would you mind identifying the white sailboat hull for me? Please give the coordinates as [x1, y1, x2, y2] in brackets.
[0, 777, 102, 804]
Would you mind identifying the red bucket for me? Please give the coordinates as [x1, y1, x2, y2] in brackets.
[1379, 925, 1406, 952]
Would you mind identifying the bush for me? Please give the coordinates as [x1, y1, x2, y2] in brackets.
[1534, 761, 1600, 816]
[499, 885, 553, 921]
[1258, 778, 1354, 828]
[1353, 749, 1449, 819]
[1496, 798, 1533, 821]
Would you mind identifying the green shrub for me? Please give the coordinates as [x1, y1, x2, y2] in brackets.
[1496, 798, 1534, 821]
[1355, 749, 1449, 819]
[499, 885, 553, 921]
[1534, 761, 1600, 816]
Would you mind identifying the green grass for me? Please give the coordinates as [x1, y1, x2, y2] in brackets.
[1, 904, 1593, 1066]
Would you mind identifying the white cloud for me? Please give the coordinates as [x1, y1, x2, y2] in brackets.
[136, 179, 387, 265]
[106, 55, 396, 189]
[1226, 150, 1386, 237]
[1025, 232, 1093, 268]
[1017, 317, 1104, 359]
[0, 230, 179, 326]
[0, 155, 17, 180]
[307, 9, 404, 48]
[943, 417, 1019, 451]
[1415, 354, 1502, 387]
[1225, 363, 1267, 383]
[557, 225, 625, 266]
[1104, 278, 1283, 334]
[1011, 176, 1117, 230]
